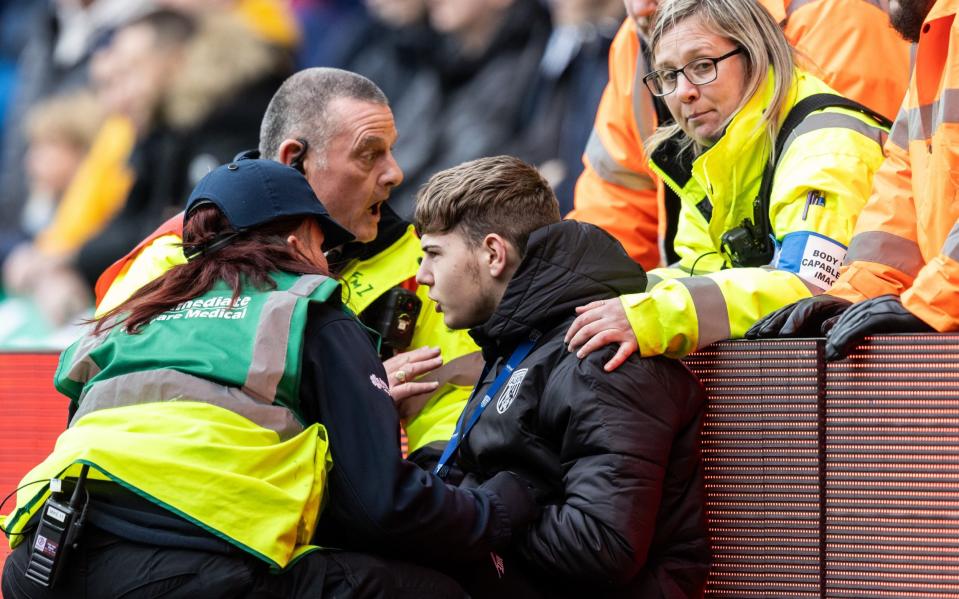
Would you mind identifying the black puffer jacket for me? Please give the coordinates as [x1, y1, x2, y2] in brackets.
[460, 220, 710, 597]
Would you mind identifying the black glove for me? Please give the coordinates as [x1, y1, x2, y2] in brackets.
[824, 294, 933, 360]
[745, 294, 853, 339]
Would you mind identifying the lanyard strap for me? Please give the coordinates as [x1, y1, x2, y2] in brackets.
[434, 337, 537, 478]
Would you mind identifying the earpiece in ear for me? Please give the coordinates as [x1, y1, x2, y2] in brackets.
[289, 138, 310, 174]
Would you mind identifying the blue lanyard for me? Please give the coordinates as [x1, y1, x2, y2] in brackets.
[433, 337, 537, 478]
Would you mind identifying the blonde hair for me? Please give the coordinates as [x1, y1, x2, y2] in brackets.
[645, 0, 794, 158]
[25, 90, 104, 149]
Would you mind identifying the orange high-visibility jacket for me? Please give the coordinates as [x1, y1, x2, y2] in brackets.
[828, 0, 959, 332]
[767, 0, 911, 123]
[570, 2, 910, 269]
[567, 18, 661, 270]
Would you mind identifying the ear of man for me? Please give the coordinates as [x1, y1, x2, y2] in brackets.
[276, 138, 307, 168]
[482, 233, 518, 280]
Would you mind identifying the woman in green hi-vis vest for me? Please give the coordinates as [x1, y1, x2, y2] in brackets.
[2, 158, 537, 598]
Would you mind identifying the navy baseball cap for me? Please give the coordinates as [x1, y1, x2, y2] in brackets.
[184, 157, 353, 251]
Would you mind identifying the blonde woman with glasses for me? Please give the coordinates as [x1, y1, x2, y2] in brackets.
[566, 0, 891, 368]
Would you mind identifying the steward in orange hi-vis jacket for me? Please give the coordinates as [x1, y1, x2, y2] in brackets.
[569, 0, 910, 268]
[762, 0, 911, 123]
[748, 0, 959, 360]
[567, 17, 663, 270]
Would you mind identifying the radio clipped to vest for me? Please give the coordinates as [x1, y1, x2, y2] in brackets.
[721, 193, 776, 268]
[720, 94, 893, 267]
[25, 465, 91, 589]
[360, 286, 422, 358]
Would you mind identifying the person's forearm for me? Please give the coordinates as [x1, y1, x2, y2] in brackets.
[519, 503, 643, 585]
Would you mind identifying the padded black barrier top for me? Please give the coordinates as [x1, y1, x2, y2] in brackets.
[684, 334, 959, 599]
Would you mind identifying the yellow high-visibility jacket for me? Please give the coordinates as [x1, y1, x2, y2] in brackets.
[622, 70, 888, 358]
[828, 0, 959, 332]
[5, 273, 337, 568]
[569, 3, 909, 269]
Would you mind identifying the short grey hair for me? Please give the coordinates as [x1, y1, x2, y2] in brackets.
[258, 67, 388, 161]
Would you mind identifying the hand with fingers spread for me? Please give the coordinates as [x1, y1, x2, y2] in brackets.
[383, 346, 443, 407]
[564, 298, 638, 372]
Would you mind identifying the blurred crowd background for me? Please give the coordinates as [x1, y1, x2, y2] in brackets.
[0, 0, 625, 348]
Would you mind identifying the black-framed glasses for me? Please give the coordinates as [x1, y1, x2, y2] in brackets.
[643, 47, 745, 97]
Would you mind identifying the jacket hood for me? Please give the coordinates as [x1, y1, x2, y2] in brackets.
[470, 220, 646, 355]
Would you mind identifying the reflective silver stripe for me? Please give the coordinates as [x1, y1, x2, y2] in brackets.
[632, 31, 657, 144]
[71, 369, 304, 440]
[903, 88, 959, 142]
[646, 273, 664, 291]
[908, 103, 924, 141]
[760, 266, 826, 294]
[584, 129, 657, 191]
[799, 276, 826, 294]
[845, 230, 924, 277]
[65, 330, 105, 383]
[288, 274, 330, 298]
[786, 0, 816, 16]
[63, 315, 123, 383]
[889, 109, 909, 149]
[787, 0, 882, 17]
[779, 112, 888, 159]
[244, 275, 329, 403]
[931, 88, 959, 135]
[677, 277, 731, 349]
[942, 221, 959, 261]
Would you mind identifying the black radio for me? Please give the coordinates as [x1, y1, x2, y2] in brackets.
[361, 287, 422, 358]
[719, 94, 891, 269]
[24, 465, 90, 588]
[720, 199, 775, 268]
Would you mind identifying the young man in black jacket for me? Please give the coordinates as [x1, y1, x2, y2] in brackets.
[412, 155, 710, 597]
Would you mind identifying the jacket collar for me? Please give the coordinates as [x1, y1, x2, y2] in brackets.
[650, 68, 789, 199]
[913, 1, 956, 107]
[469, 221, 647, 359]
[327, 203, 410, 274]
[926, 0, 958, 22]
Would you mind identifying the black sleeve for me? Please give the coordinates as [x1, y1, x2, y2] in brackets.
[300, 303, 535, 562]
[516, 351, 704, 585]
